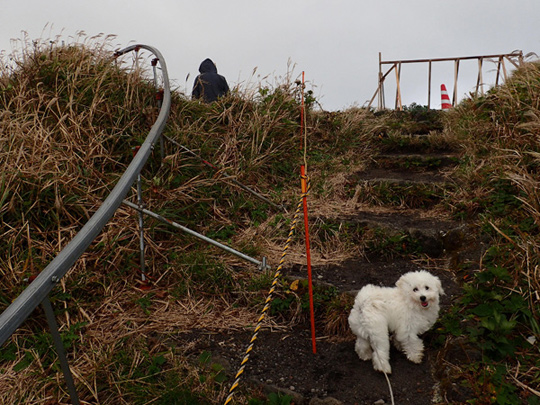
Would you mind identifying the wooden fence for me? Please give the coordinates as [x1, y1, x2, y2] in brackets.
[368, 51, 524, 110]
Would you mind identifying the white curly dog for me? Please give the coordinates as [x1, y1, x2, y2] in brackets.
[348, 270, 444, 374]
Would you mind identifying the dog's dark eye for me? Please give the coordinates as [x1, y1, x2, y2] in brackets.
[425, 286, 430, 290]
[413, 287, 419, 292]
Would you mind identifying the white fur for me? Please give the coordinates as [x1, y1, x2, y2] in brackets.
[348, 271, 444, 374]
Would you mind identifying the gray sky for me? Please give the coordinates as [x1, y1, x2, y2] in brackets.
[2, 0, 539, 111]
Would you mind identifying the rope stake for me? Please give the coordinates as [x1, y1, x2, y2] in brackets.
[224, 180, 309, 405]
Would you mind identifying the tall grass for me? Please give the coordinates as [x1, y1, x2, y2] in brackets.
[0, 37, 159, 292]
[0, 35, 376, 404]
[8, 34, 539, 404]
[443, 61, 540, 402]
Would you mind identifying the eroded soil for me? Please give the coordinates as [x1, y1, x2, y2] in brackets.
[173, 141, 475, 404]
[177, 260, 461, 404]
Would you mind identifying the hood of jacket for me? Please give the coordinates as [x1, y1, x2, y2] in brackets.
[199, 58, 218, 74]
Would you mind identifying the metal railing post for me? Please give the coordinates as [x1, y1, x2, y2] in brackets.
[41, 296, 81, 405]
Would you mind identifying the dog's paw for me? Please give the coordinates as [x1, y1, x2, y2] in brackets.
[354, 339, 373, 360]
[406, 351, 423, 364]
[373, 358, 392, 374]
[356, 347, 372, 361]
[357, 351, 372, 361]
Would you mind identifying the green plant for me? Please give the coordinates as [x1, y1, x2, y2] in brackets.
[172, 251, 238, 296]
[461, 261, 538, 359]
[136, 294, 154, 315]
[249, 392, 293, 405]
[365, 228, 423, 259]
[270, 279, 339, 321]
[198, 351, 228, 384]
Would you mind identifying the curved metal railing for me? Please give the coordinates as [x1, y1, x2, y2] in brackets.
[0, 44, 171, 346]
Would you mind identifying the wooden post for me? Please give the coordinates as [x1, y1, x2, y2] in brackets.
[378, 52, 383, 110]
[453, 59, 460, 107]
[502, 58, 508, 82]
[476, 57, 483, 97]
[496, 56, 502, 86]
[395, 63, 403, 111]
[427, 60, 432, 110]
[369, 62, 395, 110]
[506, 52, 522, 69]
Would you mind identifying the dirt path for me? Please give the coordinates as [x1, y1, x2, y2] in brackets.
[174, 135, 475, 404]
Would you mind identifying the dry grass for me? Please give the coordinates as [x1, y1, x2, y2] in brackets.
[440, 61, 540, 400]
[0, 35, 158, 291]
[0, 35, 376, 404]
[2, 34, 539, 404]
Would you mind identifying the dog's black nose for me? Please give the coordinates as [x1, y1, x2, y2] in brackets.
[420, 296, 426, 302]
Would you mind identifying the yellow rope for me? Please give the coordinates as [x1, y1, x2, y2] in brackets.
[224, 179, 309, 405]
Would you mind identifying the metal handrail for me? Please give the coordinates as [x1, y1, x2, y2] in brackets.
[0, 44, 171, 346]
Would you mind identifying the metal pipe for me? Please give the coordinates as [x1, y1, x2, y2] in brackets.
[122, 200, 269, 270]
[0, 44, 171, 347]
[132, 146, 146, 281]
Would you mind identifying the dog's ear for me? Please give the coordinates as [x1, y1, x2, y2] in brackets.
[435, 277, 445, 295]
[396, 276, 406, 289]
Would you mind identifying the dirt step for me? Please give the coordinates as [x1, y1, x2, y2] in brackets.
[375, 134, 458, 155]
[345, 178, 454, 210]
[312, 209, 468, 259]
[345, 208, 464, 237]
[373, 153, 460, 172]
[351, 168, 449, 184]
[177, 325, 440, 405]
[283, 259, 460, 297]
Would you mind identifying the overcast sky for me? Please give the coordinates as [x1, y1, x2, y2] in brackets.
[2, 0, 539, 111]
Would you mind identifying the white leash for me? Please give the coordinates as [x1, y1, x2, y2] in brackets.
[383, 372, 395, 405]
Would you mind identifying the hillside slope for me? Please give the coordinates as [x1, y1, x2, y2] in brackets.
[0, 39, 539, 404]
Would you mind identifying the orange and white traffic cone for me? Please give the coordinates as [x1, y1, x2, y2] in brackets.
[441, 84, 452, 110]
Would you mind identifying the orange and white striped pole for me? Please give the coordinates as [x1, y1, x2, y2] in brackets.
[441, 84, 452, 110]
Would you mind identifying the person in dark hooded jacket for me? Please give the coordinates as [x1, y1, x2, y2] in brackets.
[192, 58, 229, 103]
